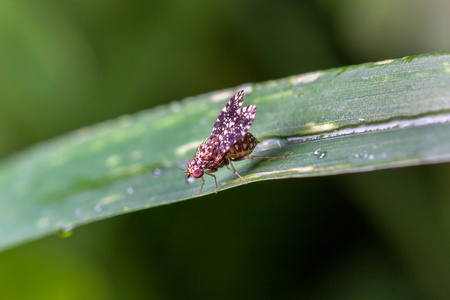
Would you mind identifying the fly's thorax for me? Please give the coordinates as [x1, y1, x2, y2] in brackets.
[194, 139, 218, 168]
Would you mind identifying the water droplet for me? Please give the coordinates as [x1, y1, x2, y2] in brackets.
[170, 102, 181, 113]
[130, 150, 143, 160]
[105, 154, 121, 167]
[260, 138, 282, 149]
[153, 168, 162, 178]
[94, 204, 103, 214]
[58, 223, 74, 238]
[37, 218, 50, 229]
[313, 148, 327, 159]
[186, 176, 195, 184]
[74, 208, 83, 218]
[358, 118, 365, 122]
[351, 151, 375, 160]
[126, 187, 134, 195]
[317, 152, 327, 159]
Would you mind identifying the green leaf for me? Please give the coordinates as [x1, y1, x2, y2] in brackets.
[1, 52, 449, 251]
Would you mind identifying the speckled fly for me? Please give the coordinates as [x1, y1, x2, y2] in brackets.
[184, 90, 286, 195]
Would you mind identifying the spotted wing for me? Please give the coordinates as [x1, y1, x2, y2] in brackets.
[209, 90, 245, 139]
[217, 103, 257, 157]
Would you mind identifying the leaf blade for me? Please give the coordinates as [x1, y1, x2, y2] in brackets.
[1, 52, 449, 251]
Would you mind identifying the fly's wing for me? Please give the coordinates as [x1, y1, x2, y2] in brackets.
[217, 104, 257, 157]
[209, 90, 245, 139]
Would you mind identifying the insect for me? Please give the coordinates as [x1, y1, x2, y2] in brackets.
[184, 90, 286, 195]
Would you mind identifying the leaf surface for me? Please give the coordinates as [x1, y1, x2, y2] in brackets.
[1, 52, 449, 251]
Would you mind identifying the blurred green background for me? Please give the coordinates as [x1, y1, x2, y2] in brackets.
[0, 0, 449, 299]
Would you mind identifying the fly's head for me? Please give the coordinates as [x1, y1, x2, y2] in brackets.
[184, 159, 204, 179]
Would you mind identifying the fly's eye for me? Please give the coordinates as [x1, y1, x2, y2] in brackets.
[193, 169, 203, 178]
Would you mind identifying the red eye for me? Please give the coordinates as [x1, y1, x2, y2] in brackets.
[193, 169, 203, 178]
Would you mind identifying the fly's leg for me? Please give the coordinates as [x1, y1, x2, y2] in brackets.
[196, 177, 206, 195]
[227, 157, 248, 184]
[205, 169, 219, 194]
[227, 155, 286, 184]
